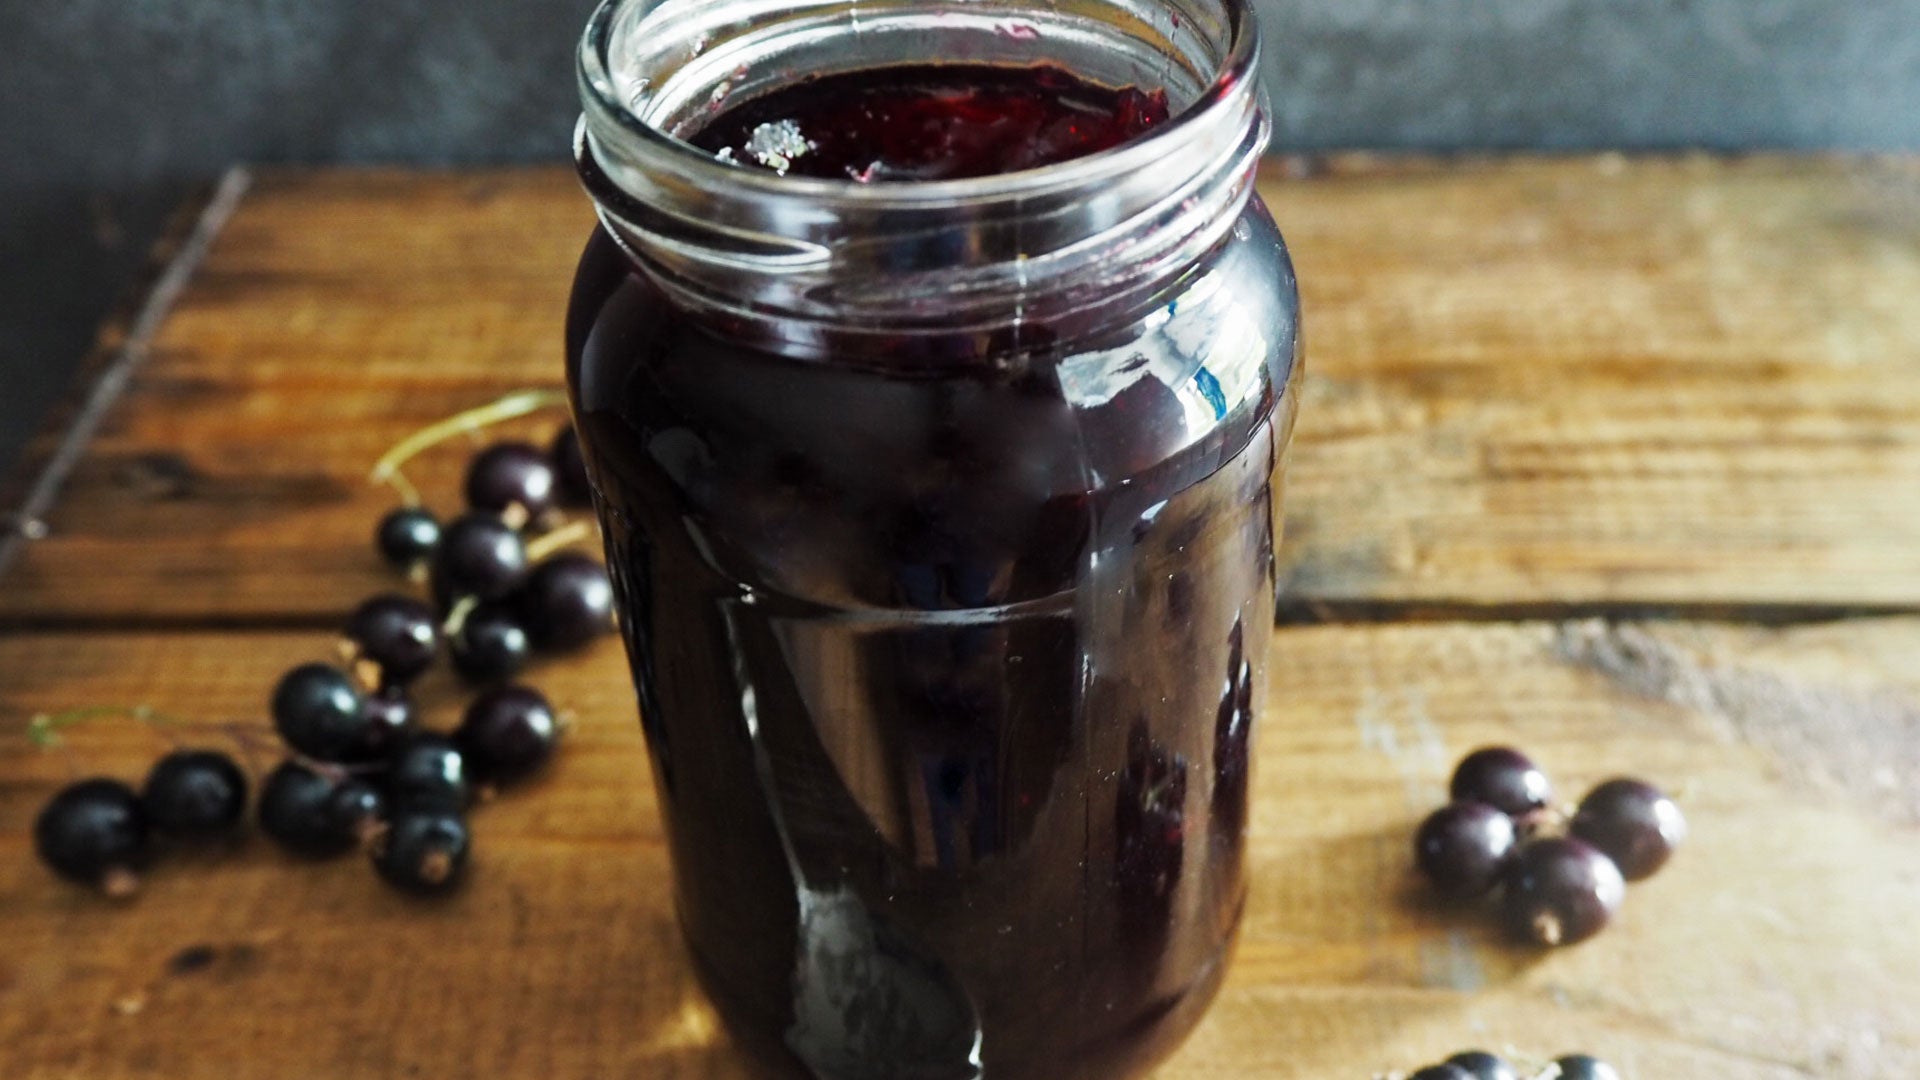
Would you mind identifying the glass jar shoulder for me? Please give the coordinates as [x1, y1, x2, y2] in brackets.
[1057, 198, 1297, 492]
[562, 203, 1296, 611]
[567, 201, 1296, 477]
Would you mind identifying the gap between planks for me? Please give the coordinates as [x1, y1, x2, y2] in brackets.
[0, 167, 253, 581]
[0, 598, 1913, 636]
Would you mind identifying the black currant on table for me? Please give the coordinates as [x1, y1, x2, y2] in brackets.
[141, 750, 248, 836]
[30, 394, 616, 898]
[1444, 1050, 1518, 1080]
[1501, 836, 1626, 947]
[1571, 777, 1685, 882]
[1406, 1066, 1473, 1080]
[449, 602, 531, 683]
[270, 663, 369, 762]
[465, 441, 557, 523]
[324, 779, 390, 844]
[1550, 1055, 1622, 1080]
[430, 513, 529, 607]
[34, 778, 151, 895]
[550, 425, 592, 508]
[371, 805, 470, 894]
[344, 594, 440, 687]
[1450, 746, 1553, 817]
[456, 685, 559, 785]
[385, 733, 472, 810]
[356, 689, 417, 759]
[376, 506, 441, 571]
[1416, 746, 1684, 950]
[516, 552, 614, 652]
[1415, 800, 1517, 899]
[258, 761, 386, 857]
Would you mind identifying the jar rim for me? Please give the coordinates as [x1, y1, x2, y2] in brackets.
[577, 0, 1261, 207]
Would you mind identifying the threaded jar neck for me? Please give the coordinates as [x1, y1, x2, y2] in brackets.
[576, 0, 1268, 345]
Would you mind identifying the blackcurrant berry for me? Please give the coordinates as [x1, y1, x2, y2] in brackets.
[1551, 1055, 1622, 1080]
[1415, 800, 1516, 899]
[1450, 746, 1552, 817]
[344, 594, 440, 686]
[385, 733, 472, 809]
[1502, 837, 1626, 947]
[258, 761, 385, 856]
[371, 806, 470, 894]
[430, 513, 528, 607]
[550, 425, 591, 508]
[449, 603, 531, 683]
[270, 663, 368, 762]
[1445, 1050, 1519, 1080]
[327, 778, 388, 839]
[456, 685, 559, 784]
[516, 553, 614, 651]
[465, 442, 557, 521]
[34, 778, 150, 894]
[1407, 1066, 1473, 1080]
[376, 507, 440, 571]
[141, 750, 248, 836]
[357, 689, 417, 759]
[1571, 777, 1685, 881]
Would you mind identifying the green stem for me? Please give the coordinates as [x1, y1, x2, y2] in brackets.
[28, 705, 198, 748]
[442, 594, 480, 639]
[525, 519, 593, 562]
[368, 389, 569, 497]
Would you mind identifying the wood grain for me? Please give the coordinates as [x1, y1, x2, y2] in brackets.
[4, 157, 1920, 620]
[3, 619, 1916, 1078]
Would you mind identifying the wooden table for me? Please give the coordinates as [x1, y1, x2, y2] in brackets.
[4, 157, 1919, 1078]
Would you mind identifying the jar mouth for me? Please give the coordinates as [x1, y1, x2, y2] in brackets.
[577, 0, 1261, 207]
[574, 0, 1270, 341]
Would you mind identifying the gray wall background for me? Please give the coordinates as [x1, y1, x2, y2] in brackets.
[4, 0, 1918, 472]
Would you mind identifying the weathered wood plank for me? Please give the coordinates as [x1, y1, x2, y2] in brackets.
[2, 619, 1915, 1077]
[3, 157, 1920, 620]
[1273, 155, 1920, 609]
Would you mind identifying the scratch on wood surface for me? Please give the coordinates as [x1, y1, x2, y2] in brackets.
[1417, 930, 1486, 992]
[0, 167, 252, 577]
[1553, 619, 1920, 823]
[1353, 684, 1449, 810]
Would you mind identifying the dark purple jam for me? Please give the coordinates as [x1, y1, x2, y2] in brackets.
[688, 64, 1171, 182]
[569, 62, 1294, 1080]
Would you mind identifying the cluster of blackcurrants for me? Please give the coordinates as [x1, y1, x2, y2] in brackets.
[1416, 747, 1686, 947]
[32, 420, 615, 898]
[1406, 1049, 1620, 1080]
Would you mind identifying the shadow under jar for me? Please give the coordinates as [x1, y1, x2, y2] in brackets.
[568, 2, 1301, 1077]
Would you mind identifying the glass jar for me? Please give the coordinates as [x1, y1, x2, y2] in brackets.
[568, 2, 1300, 1077]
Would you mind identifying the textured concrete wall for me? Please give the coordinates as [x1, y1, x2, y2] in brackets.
[3, 0, 1918, 468]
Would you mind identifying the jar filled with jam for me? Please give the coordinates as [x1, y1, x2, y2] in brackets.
[568, 2, 1300, 1076]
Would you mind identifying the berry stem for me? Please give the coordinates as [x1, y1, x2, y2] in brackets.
[382, 469, 423, 509]
[285, 749, 386, 782]
[525, 519, 593, 562]
[28, 705, 199, 748]
[442, 594, 480, 639]
[368, 389, 569, 499]
[213, 721, 285, 779]
[100, 866, 143, 900]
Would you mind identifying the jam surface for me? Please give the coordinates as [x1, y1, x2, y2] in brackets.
[688, 64, 1171, 181]
[571, 63, 1294, 1080]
